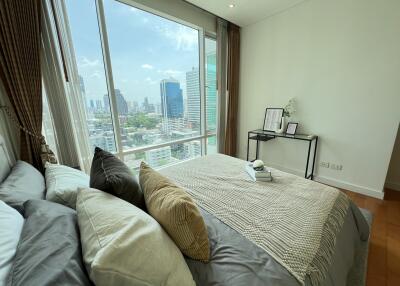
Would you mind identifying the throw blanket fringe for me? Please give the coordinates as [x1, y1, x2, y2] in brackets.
[307, 194, 349, 285]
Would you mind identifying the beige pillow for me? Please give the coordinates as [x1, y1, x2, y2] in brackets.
[76, 188, 195, 286]
[140, 162, 210, 262]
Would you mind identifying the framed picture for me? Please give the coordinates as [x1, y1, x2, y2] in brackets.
[286, 122, 298, 135]
[263, 108, 284, 132]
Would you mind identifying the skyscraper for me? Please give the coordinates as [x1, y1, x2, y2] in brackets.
[78, 75, 89, 113]
[160, 79, 183, 119]
[186, 68, 200, 128]
[95, 99, 102, 111]
[103, 94, 110, 111]
[115, 89, 128, 115]
[103, 90, 128, 115]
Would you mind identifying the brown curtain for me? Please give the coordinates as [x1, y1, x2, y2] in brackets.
[224, 23, 240, 156]
[0, 0, 44, 170]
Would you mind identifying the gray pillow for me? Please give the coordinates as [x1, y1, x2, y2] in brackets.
[89, 147, 145, 209]
[0, 161, 45, 213]
[6, 200, 91, 286]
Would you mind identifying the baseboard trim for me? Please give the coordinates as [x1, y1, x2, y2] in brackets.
[268, 164, 384, 200]
[385, 181, 400, 192]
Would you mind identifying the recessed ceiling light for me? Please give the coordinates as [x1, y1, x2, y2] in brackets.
[229, 4, 235, 8]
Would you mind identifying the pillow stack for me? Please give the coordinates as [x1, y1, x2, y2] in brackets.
[76, 188, 195, 286]
[77, 147, 210, 285]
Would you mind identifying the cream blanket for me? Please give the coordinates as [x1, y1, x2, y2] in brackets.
[161, 154, 350, 285]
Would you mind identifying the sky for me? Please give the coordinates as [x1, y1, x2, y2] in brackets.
[66, 0, 215, 106]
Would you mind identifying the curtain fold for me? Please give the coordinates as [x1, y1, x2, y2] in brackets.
[216, 18, 228, 154]
[224, 22, 240, 157]
[0, 0, 45, 170]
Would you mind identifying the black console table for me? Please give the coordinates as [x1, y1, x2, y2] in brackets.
[247, 129, 318, 180]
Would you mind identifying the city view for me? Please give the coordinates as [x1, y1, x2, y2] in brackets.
[66, 0, 218, 171]
[81, 49, 217, 170]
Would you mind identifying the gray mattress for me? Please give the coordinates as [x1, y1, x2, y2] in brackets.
[185, 203, 372, 286]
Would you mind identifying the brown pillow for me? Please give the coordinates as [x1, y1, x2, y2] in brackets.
[139, 162, 210, 262]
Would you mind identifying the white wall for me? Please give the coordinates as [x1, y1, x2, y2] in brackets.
[238, 0, 400, 199]
[386, 125, 400, 191]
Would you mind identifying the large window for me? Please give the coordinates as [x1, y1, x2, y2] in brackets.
[66, 0, 217, 171]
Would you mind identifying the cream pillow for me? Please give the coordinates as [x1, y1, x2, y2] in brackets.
[76, 188, 195, 286]
[45, 163, 89, 209]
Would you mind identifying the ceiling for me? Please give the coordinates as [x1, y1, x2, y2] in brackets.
[186, 0, 307, 27]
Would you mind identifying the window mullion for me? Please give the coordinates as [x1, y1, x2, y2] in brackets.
[95, 0, 123, 157]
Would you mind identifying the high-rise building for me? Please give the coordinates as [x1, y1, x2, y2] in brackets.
[103, 94, 110, 111]
[186, 68, 200, 128]
[145, 146, 172, 168]
[89, 99, 95, 110]
[143, 96, 155, 113]
[79, 75, 86, 95]
[160, 79, 183, 119]
[206, 52, 217, 131]
[79, 75, 89, 113]
[115, 89, 128, 115]
[95, 100, 102, 111]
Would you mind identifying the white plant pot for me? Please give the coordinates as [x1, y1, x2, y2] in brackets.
[276, 117, 285, 134]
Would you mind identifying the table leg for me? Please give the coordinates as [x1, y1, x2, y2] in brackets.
[247, 134, 250, 161]
[310, 137, 318, 180]
[256, 138, 260, 160]
[305, 140, 311, 178]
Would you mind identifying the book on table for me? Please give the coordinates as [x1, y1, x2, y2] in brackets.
[245, 164, 272, 182]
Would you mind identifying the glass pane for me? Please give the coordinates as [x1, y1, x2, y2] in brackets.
[124, 140, 202, 173]
[103, 0, 200, 151]
[42, 87, 59, 158]
[205, 38, 217, 134]
[207, 135, 218, 155]
[65, 0, 116, 152]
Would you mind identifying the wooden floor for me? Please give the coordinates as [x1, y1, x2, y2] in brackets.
[341, 188, 400, 285]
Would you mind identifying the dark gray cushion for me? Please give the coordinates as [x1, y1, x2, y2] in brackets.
[7, 200, 91, 286]
[90, 147, 145, 209]
[0, 161, 45, 213]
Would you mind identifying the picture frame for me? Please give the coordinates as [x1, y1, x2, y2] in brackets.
[285, 122, 298, 135]
[263, 108, 284, 132]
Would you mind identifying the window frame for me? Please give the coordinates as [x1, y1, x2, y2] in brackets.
[94, 0, 217, 165]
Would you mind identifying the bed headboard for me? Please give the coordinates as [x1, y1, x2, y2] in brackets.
[0, 135, 12, 182]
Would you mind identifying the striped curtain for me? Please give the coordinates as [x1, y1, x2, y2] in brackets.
[0, 0, 45, 171]
[224, 22, 240, 156]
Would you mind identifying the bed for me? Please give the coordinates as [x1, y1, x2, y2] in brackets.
[0, 135, 371, 286]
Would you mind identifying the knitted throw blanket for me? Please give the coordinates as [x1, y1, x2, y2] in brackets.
[161, 154, 350, 285]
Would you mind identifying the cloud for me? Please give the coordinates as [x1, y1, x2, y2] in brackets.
[145, 77, 158, 85]
[141, 64, 154, 70]
[79, 57, 100, 68]
[158, 69, 183, 78]
[156, 25, 198, 51]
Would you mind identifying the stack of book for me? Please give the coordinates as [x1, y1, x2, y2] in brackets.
[245, 163, 272, 182]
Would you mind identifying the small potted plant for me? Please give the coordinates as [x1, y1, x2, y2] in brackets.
[276, 98, 296, 134]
